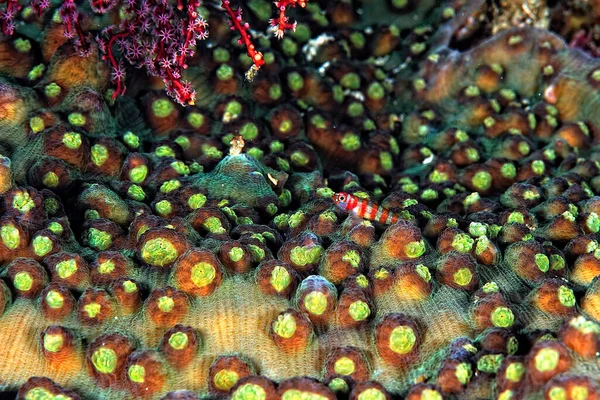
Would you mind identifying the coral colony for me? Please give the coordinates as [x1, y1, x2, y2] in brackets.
[3, 0, 600, 399]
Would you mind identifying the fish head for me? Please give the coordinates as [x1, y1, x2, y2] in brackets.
[332, 192, 351, 211]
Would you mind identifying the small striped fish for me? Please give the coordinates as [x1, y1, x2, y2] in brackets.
[332, 192, 399, 224]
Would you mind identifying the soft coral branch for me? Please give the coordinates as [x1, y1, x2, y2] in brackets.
[269, 0, 307, 39]
[221, 0, 265, 80]
[1, 0, 308, 106]
[59, 0, 91, 56]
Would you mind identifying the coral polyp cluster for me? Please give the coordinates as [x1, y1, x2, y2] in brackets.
[2, 0, 600, 399]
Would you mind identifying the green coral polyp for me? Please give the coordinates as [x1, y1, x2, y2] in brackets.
[507, 212, 524, 224]
[290, 245, 323, 266]
[14, 272, 33, 291]
[88, 228, 112, 251]
[128, 365, 146, 383]
[532, 160, 545, 174]
[349, 300, 370, 321]
[155, 145, 175, 158]
[340, 72, 360, 89]
[270, 266, 291, 292]
[465, 85, 480, 97]
[586, 212, 600, 232]
[548, 387, 567, 400]
[33, 235, 53, 257]
[175, 136, 191, 150]
[191, 262, 216, 287]
[91, 348, 118, 374]
[29, 116, 45, 133]
[367, 82, 385, 100]
[269, 84, 282, 100]
[290, 151, 309, 166]
[348, 102, 364, 118]
[509, 337, 519, 354]
[341, 133, 361, 151]
[127, 185, 145, 201]
[56, 259, 77, 279]
[404, 240, 426, 258]
[411, 42, 426, 54]
[491, 307, 514, 328]
[45, 82, 61, 98]
[415, 265, 431, 282]
[62, 132, 82, 149]
[282, 390, 330, 400]
[469, 222, 487, 237]
[550, 254, 565, 271]
[389, 326, 416, 354]
[334, 357, 355, 375]
[534, 348, 560, 372]
[379, 152, 393, 171]
[123, 280, 137, 293]
[155, 200, 173, 216]
[188, 193, 207, 209]
[421, 389, 443, 400]
[14, 38, 32, 52]
[98, 260, 115, 274]
[357, 388, 387, 400]
[1, 223, 20, 250]
[204, 217, 226, 234]
[91, 144, 109, 166]
[46, 290, 64, 308]
[518, 142, 530, 155]
[232, 383, 267, 400]
[68, 112, 86, 126]
[13, 191, 35, 214]
[152, 99, 175, 118]
[157, 296, 175, 312]
[229, 247, 245, 262]
[453, 268, 473, 286]
[168, 332, 189, 350]
[287, 72, 304, 91]
[452, 233, 474, 253]
[328, 378, 349, 393]
[477, 354, 504, 373]
[535, 254, 549, 272]
[466, 148, 479, 162]
[571, 386, 589, 400]
[129, 165, 148, 183]
[217, 64, 234, 80]
[269, 140, 284, 153]
[84, 303, 102, 318]
[505, 362, 526, 382]
[123, 132, 140, 149]
[429, 170, 448, 183]
[303, 291, 328, 315]
[558, 285, 575, 307]
[472, 171, 491, 190]
[202, 144, 223, 159]
[342, 250, 361, 268]
[43, 334, 64, 353]
[160, 180, 181, 194]
[240, 122, 259, 141]
[141, 238, 178, 266]
[455, 362, 472, 385]
[273, 313, 297, 338]
[482, 282, 499, 293]
[85, 209, 100, 221]
[214, 369, 239, 390]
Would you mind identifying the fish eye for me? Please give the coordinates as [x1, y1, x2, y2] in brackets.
[339, 195, 345, 201]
